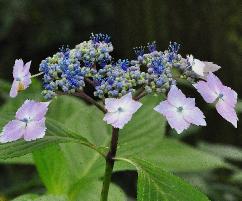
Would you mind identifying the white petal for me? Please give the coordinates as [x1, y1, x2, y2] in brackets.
[192, 59, 206, 76]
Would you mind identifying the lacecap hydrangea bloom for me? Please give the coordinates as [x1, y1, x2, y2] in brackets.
[154, 86, 206, 133]
[0, 100, 49, 142]
[1, 33, 239, 143]
[194, 72, 238, 127]
[104, 93, 142, 129]
[10, 59, 32, 98]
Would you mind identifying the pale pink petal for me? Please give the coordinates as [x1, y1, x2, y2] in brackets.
[0, 120, 25, 143]
[24, 118, 46, 141]
[23, 61, 31, 76]
[193, 81, 217, 103]
[203, 62, 221, 73]
[122, 99, 142, 114]
[206, 72, 223, 94]
[183, 107, 206, 126]
[220, 86, 237, 108]
[192, 59, 205, 76]
[216, 100, 238, 128]
[112, 112, 133, 129]
[22, 75, 32, 89]
[103, 112, 132, 129]
[167, 86, 186, 107]
[154, 100, 177, 117]
[9, 80, 19, 98]
[166, 114, 190, 134]
[13, 59, 24, 78]
[183, 98, 195, 110]
[16, 100, 50, 121]
[104, 93, 142, 129]
[105, 98, 119, 112]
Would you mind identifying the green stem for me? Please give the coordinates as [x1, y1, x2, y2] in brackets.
[74, 91, 107, 113]
[100, 127, 119, 201]
[31, 72, 43, 78]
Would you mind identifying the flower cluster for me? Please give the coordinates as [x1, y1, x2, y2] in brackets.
[94, 59, 146, 98]
[0, 33, 239, 143]
[39, 33, 114, 99]
[40, 48, 85, 99]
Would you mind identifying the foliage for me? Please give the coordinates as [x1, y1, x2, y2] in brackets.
[0, 80, 241, 200]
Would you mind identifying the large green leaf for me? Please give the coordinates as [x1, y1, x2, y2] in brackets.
[118, 158, 210, 201]
[12, 194, 68, 201]
[115, 95, 227, 172]
[236, 100, 242, 113]
[0, 117, 95, 160]
[33, 96, 125, 200]
[199, 142, 242, 161]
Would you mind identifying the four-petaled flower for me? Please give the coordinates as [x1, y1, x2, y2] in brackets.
[154, 86, 206, 134]
[103, 93, 142, 129]
[10, 59, 32, 98]
[187, 55, 221, 78]
[193, 72, 238, 127]
[0, 100, 50, 143]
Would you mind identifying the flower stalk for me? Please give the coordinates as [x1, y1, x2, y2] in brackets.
[100, 127, 119, 201]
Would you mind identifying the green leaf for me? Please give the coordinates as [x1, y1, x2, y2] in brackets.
[0, 79, 11, 99]
[199, 142, 242, 161]
[236, 100, 242, 113]
[68, 178, 126, 201]
[119, 158, 210, 201]
[116, 137, 228, 172]
[114, 95, 228, 172]
[33, 96, 125, 200]
[0, 117, 95, 160]
[12, 194, 68, 201]
[0, 154, 34, 164]
[33, 145, 74, 194]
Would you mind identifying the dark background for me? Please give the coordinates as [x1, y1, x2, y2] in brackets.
[0, 0, 241, 200]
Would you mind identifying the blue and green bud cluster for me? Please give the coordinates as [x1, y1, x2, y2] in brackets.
[39, 48, 85, 99]
[39, 33, 194, 100]
[94, 59, 146, 98]
[131, 42, 182, 94]
[39, 33, 113, 99]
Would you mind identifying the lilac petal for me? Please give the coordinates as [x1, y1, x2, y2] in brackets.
[154, 100, 177, 117]
[207, 72, 223, 94]
[193, 81, 217, 103]
[23, 61, 31, 76]
[216, 100, 238, 128]
[103, 112, 132, 129]
[13, 59, 24, 78]
[183, 107, 206, 126]
[0, 120, 25, 143]
[167, 86, 186, 107]
[16, 100, 50, 121]
[9, 80, 19, 98]
[220, 86, 237, 108]
[105, 98, 119, 112]
[112, 112, 133, 129]
[154, 100, 190, 134]
[24, 118, 46, 141]
[22, 75, 32, 89]
[166, 114, 190, 134]
[183, 98, 196, 110]
[122, 99, 142, 114]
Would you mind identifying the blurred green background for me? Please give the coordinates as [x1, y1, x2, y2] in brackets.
[0, 0, 241, 200]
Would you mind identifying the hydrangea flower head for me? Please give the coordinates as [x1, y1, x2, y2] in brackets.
[193, 72, 238, 127]
[10, 59, 32, 98]
[0, 100, 50, 143]
[103, 93, 142, 129]
[187, 55, 221, 78]
[154, 86, 206, 134]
